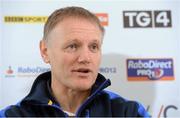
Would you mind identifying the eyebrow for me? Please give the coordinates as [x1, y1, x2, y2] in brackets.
[65, 39, 80, 44]
[66, 38, 101, 44]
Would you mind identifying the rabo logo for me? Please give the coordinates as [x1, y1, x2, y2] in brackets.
[126, 58, 174, 81]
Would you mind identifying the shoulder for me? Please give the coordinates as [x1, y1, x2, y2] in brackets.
[101, 90, 127, 103]
[0, 103, 35, 117]
[0, 105, 21, 117]
[101, 90, 150, 117]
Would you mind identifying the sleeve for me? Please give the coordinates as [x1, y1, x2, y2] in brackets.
[137, 102, 150, 117]
[0, 107, 8, 117]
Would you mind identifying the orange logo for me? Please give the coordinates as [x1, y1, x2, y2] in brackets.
[95, 13, 108, 26]
[6, 66, 13, 74]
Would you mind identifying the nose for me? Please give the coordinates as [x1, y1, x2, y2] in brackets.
[77, 47, 91, 64]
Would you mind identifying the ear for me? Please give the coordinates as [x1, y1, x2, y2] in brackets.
[39, 40, 50, 63]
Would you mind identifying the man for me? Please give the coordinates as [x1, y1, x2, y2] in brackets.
[0, 6, 149, 117]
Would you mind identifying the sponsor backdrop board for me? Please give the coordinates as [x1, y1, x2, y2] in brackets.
[1, 0, 180, 117]
[0, 2, 2, 107]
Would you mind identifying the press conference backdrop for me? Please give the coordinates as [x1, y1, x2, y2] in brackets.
[0, 0, 180, 117]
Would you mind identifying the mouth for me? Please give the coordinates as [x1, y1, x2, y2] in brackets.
[72, 68, 91, 75]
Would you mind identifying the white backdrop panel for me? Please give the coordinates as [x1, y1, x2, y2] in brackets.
[0, 0, 180, 117]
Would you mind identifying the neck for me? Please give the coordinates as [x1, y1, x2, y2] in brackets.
[51, 78, 90, 113]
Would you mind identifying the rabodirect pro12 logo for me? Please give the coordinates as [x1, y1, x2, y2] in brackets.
[123, 10, 172, 28]
[127, 58, 174, 81]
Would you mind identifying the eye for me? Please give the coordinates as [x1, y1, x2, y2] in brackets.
[65, 43, 78, 52]
[89, 43, 100, 53]
[69, 44, 77, 49]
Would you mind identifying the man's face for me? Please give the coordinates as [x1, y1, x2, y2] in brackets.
[42, 17, 103, 91]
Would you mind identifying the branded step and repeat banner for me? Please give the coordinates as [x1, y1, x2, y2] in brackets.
[0, 0, 180, 117]
[0, 1, 3, 107]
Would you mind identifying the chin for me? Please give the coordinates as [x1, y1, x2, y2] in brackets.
[69, 75, 96, 91]
[72, 81, 94, 91]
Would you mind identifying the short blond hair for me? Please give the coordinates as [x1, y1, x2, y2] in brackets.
[43, 6, 105, 41]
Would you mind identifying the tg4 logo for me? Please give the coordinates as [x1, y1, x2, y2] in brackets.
[123, 10, 172, 28]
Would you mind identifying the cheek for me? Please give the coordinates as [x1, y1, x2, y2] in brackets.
[94, 53, 101, 66]
[62, 53, 76, 67]
[48, 50, 66, 68]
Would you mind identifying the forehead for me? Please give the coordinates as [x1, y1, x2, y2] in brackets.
[48, 17, 103, 41]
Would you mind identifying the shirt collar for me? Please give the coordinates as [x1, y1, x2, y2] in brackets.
[21, 71, 111, 105]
